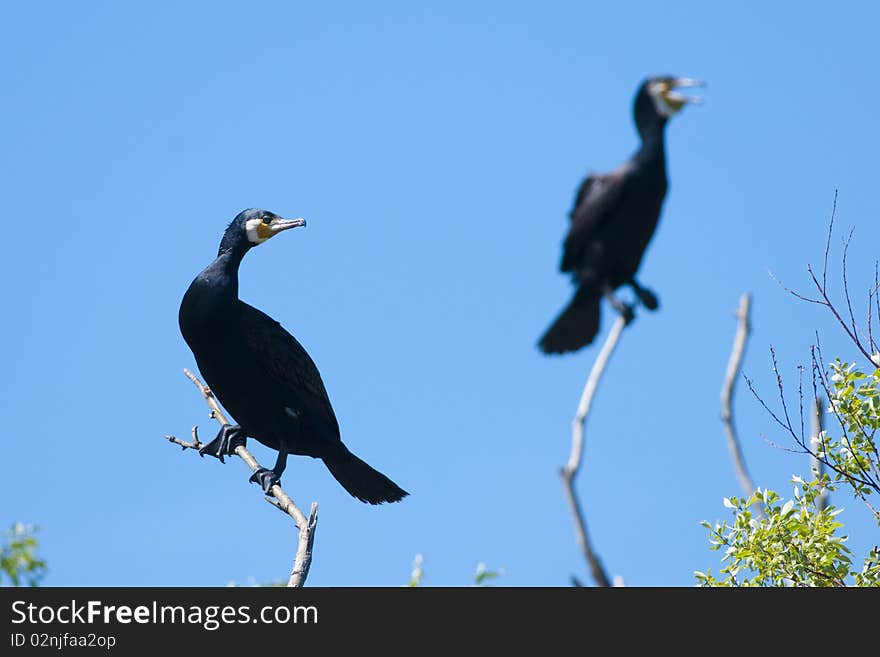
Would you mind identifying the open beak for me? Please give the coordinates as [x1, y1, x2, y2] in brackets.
[268, 217, 306, 236]
[667, 78, 705, 106]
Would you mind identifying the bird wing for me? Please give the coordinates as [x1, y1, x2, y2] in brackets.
[569, 175, 600, 220]
[237, 301, 338, 428]
[560, 164, 632, 272]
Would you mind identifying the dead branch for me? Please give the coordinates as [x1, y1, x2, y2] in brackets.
[560, 314, 627, 588]
[165, 368, 318, 588]
[810, 396, 828, 512]
[720, 293, 759, 501]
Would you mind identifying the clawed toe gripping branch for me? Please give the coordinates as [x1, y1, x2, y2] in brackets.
[165, 368, 318, 587]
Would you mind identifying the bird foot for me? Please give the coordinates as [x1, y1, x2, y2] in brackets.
[619, 303, 636, 325]
[636, 288, 659, 311]
[628, 280, 660, 311]
[249, 467, 282, 494]
[199, 424, 246, 463]
[603, 287, 636, 325]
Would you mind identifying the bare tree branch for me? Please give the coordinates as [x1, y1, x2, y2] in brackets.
[720, 293, 758, 500]
[560, 314, 627, 587]
[165, 368, 318, 588]
[773, 191, 878, 368]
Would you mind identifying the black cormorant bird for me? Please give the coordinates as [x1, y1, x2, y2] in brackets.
[179, 209, 408, 504]
[538, 76, 703, 354]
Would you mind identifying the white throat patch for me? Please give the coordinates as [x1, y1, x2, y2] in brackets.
[245, 218, 268, 245]
[647, 82, 676, 118]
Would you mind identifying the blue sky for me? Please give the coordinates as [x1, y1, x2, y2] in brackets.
[2, 1, 879, 586]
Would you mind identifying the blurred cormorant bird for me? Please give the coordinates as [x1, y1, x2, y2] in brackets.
[538, 76, 703, 354]
[179, 209, 408, 504]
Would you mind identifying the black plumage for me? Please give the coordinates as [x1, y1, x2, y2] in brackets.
[538, 76, 702, 354]
[178, 208, 408, 504]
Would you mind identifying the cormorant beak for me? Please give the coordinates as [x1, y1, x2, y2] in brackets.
[268, 217, 307, 237]
[666, 78, 705, 108]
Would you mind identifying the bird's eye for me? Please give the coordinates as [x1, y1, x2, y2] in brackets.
[261, 217, 272, 225]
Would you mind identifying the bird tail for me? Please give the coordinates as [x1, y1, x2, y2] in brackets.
[322, 448, 409, 505]
[538, 285, 601, 354]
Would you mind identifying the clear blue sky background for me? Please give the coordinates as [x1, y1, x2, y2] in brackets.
[2, 1, 878, 586]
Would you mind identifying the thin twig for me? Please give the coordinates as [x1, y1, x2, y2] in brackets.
[841, 228, 859, 343]
[165, 368, 318, 587]
[821, 189, 838, 292]
[866, 264, 879, 354]
[868, 260, 880, 354]
[560, 314, 627, 587]
[720, 293, 758, 501]
[166, 425, 204, 451]
[770, 346, 796, 438]
[768, 270, 823, 305]
[807, 262, 877, 367]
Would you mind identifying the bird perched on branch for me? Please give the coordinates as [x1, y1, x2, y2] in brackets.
[178, 209, 408, 504]
[538, 76, 703, 354]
